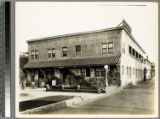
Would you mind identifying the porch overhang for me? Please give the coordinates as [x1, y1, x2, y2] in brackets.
[23, 56, 120, 69]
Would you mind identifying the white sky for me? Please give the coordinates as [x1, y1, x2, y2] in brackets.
[15, 2, 158, 63]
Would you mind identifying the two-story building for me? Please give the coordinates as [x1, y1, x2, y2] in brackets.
[23, 20, 149, 89]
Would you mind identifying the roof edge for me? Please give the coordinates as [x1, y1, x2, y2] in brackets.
[26, 26, 123, 43]
[122, 27, 146, 54]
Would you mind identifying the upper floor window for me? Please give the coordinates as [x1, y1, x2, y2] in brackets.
[48, 49, 52, 58]
[31, 51, 35, 59]
[139, 54, 141, 61]
[48, 48, 55, 58]
[52, 48, 55, 58]
[136, 52, 138, 59]
[75, 45, 81, 56]
[31, 50, 38, 59]
[129, 46, 132, 55]
[102, 43, 107, 54]
[132, 49, 135, 56]
[122, 43, 125, 53]
[35, 50, 38, 59]
[62, 47, 68, 57]
[108, 42, 113, 53]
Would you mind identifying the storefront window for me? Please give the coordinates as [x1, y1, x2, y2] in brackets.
[80, 69, 85, 76]
[86, 67, 90, 77]
[101, 69, 106, 77]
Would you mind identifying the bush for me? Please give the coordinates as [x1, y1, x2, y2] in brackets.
[79, 79, 90, 87]
[89, 77, 106, 89]
[107, 70, 121, 86]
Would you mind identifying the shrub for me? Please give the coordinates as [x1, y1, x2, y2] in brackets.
[107, 70, 121, 86]
[89, 77, 106, 89]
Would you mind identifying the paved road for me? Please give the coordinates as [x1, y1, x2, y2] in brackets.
[43, 80, 155, 115]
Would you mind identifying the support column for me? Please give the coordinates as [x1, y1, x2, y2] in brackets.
[55, 69, 60, 79]
[90, 67, 95, 78]
[26, 70, 32, 82]
[104, 65, 109, 87]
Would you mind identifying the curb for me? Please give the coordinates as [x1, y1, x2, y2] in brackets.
[20, 86, 123, 114]
[20, 96, 83, 114]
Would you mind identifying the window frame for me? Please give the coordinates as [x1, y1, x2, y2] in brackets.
[31, 50, 35, 59]
[62, 47, 68, 57]
[108, 42, 114, 53]
[75, 45, 81, 56]
[48, 49, 52, 58]
[35, 50, 38, 59]
[102, 43, 107, 54]
[52, 48, 55, 58]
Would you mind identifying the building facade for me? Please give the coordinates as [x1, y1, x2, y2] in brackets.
[23, 20, 150, 90]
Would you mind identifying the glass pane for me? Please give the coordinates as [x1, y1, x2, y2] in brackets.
[102, 43, 107, 48]
[108, 42, 113, 48]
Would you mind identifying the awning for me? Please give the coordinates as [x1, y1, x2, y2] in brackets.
[23, 56, 120, 69]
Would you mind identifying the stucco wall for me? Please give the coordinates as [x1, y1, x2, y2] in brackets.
[120, 29, 145, 86]
[27, 29, 122, 63]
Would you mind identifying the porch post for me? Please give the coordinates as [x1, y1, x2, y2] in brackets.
[104, 65, 109, 87]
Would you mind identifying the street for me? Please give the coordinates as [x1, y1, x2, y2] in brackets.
[42, 80, 155, 115]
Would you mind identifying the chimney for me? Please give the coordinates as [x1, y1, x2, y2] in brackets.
[118, 19, 132, 33]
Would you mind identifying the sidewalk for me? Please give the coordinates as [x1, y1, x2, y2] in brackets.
[20, 86, 123, 114]
[20, 86, 122, 102]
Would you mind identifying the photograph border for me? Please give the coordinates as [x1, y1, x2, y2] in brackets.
[8, 0, 160, 119]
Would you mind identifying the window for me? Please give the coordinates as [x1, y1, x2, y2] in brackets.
[129, 67, 131, 76]
[48, 49, 52, 58]
[127, 67, 128, 75]
[95, 68, 106, 77]
[122, 43, 125, 53]
[31, 51, 35, 59]
[101, 69, 106, 77]
[129, 46, 132, 55]
[62, 47, 68, 57]
[132, 49, 135, 56]
[81, 69, 85, 77]
[86, 67, 90, 77]
[52, 48, 55, 57]
[31, 50, 38, 59]
[95, 68, 101, 77]
[48, 48, 56, 58]
[35, 50, 38, 59]
[108, 42, 113, 53]
[133, 68, 135, 75]
[102, 43, 107, 54]
[136, 52, 138, 59]
[75, 45, 81, 56]
[141, 57, 144, 63]
[139, 54, 141, 61]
